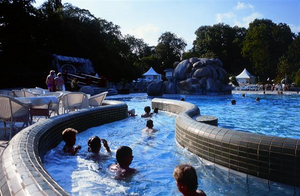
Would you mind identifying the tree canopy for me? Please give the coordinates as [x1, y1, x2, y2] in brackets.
[0, 0, 299, 88]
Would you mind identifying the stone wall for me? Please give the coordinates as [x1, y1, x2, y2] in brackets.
[0, 100, 128, 196]
[152, 98, 300, 187]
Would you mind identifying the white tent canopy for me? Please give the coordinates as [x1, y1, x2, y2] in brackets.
[236, 68, 256, 84]
[142, 67, 161, 82]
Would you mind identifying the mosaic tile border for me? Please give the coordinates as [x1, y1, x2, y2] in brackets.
[0, 100, 128, 196]
[152, 98, 300, 187]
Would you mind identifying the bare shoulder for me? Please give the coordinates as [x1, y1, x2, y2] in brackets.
[196, 189, 206, 196]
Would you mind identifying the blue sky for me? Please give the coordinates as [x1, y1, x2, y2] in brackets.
[34, 0, 300, 50]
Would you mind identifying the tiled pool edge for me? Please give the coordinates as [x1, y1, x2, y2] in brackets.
[0, 100, 128, 196]
[152, 98, 300, 188]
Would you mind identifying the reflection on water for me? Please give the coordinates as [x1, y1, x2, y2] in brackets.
[43, 93, 299, 195]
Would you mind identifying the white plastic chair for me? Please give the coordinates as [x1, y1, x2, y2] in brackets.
[25, 88, 45, 96]
[62, 92, 88, 113]
[42, 92, 64, 115]
[0, 95, 30, 139]
[88, 91, 108, 107]
[12, 90, 26, 97]
[0, 90, 12, 96]
[23, 90, 36, 97]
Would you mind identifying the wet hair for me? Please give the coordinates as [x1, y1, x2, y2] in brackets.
[116, 146, 132, 164]
[153, 108, 158, 113]
[231, 99, 236, 105]
[144, 106, 151, 114]
[62, 128, 78, 142]
[173, 164, 198, 191]
[146, 119, 154, 128]
[88, 136, 101, 153]
[180, 98, 185, 101]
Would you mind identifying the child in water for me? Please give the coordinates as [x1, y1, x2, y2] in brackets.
[173, 164, 207, 196]
[141, 106, 152, 118]
[110, 146, 136, 178]
[142, 119, 158, 137]
[62, 128, 81, 155]
[88, 135, 111, 154]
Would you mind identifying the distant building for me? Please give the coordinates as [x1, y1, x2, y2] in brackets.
[236, 68, 256, 85]
[142, 67, 162, 82]
[164, 68, 173, 80]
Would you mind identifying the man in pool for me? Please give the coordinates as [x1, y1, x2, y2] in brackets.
[88, 135, 111, 154]
[110, 146, 136, 178]
[141, 106, 152, 118]
[142, 119, 158, 136]
[62, 128, 81, 155]
[173, 164, 206, 196]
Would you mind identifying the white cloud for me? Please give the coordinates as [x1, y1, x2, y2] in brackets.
[234, 12, 263, 27]
[125, 24, 160, 46]
[215, 12, 237, 23]
[289, 24, 300, 33]
[234, 1, 254, 10]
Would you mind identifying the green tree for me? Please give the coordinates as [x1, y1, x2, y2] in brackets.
[193, 23, 247, 74]
[242, 19, 293, 82]
[285, 33, 300, 83]
[155, 32, 187, 71]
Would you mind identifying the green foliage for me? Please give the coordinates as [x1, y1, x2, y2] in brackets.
[242, 19, 293, 81]
[230, 76, 239, 86]
[156, 32, 187, 70]
[284, 33, 300, 83]
[193, 23, 247, 74]
[0, 0, 298, 88]
[295, 70, 300, 87]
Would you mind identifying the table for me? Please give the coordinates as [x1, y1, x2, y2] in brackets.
[16, 96, 59, 123]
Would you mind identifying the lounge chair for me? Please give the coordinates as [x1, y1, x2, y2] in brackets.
[0, 95, 30, 139]
[62, 92, 88, 113]
[88, 91, 108, 107]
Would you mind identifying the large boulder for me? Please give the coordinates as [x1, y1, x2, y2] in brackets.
[206, 78, 220, 92]
[164, 81, 177, 94]
[179, 78, 194, 91]
[193, 66, 212, 78]
[173, 60, 192, 81]
[215, 66, 230, 83]
[147, 81, 164, 96]
[212, 58, 223, 67]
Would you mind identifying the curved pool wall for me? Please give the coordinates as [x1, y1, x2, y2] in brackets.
[0, 100, 128, 196]
[152, 98, 300, 188]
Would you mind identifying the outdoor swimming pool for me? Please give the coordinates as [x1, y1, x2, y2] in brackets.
[43, 93, 300, 195]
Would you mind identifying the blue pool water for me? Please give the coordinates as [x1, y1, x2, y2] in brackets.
[43, 93, 300, 195]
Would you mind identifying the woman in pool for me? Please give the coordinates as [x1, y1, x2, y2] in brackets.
[88, 135, 111, 154]
[110, 146, 136, 178]
[62, 128, 81, 155]
[173, 164, 206, 196]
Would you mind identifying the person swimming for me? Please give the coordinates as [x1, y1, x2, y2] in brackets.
[110, 146, 136, 179]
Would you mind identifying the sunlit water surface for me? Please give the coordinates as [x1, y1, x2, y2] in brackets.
[44, 93, 300, 195]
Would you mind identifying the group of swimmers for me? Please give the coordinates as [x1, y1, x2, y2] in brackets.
[231, 93, 261, 105]
[60, 106, 207, 195]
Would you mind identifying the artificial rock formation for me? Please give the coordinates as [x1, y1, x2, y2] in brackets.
[147, 58, 232, 96]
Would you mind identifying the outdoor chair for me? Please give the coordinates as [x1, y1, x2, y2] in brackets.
[62, 92, 88, 113]
[25, 88, 45, 96]
[88, 91, 108, 107]
[42, 92, 64, 115]
[23, 90, 36, 97]
[0, 90, 12, 96]
[12, 89, 26, 97]
[0, 95, 30, 139]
